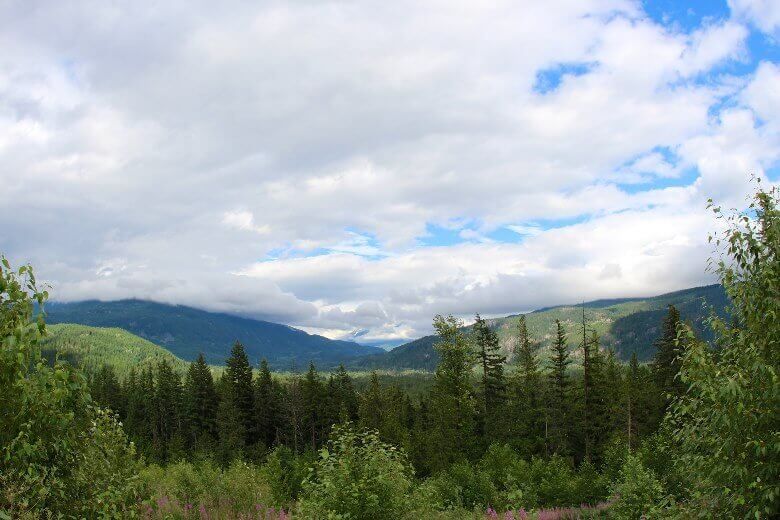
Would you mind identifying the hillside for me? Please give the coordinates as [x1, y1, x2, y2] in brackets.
[43, 300, 383, 368]
[355, 284, 728, 371]
[41, 323, 189, 374]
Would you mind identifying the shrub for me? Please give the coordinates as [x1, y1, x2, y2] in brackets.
[0, 257, 141, 518]
[263, 445, 314, 507]
[298, 423, 413, 520]
[139, 458, 271, 515]
[609, 455, 664, 519]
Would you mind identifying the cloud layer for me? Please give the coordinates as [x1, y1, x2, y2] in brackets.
[1, 1, 778, 343]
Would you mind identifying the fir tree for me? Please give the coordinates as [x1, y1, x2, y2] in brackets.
[154, 358, 183, 462]
[359, 371, 384, 432]
[254, 358, 280, 449]
[473, 314, 507, 443]
[224, 341, 255, 445]
[430, 314, 477, 470]
[509, 315, 544, 455]
[547, 319, 571, 456]
[302, 362, 324, 450]
[92, 364, 124, 417]
[651, 305, 685, 401]
[183, 353, 218, 453]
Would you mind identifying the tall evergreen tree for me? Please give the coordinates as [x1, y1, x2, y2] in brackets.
[224, 341, 255, 445]
[430, 314, 477, 470]
[358, 371, 384, 433]
[579, 307, 595, 461]
[254, 358, 280, 449]
[183, 353, 218, 453]
[651, 305, 685, 401]
[508, 315, 545, 455]
[626, 352, 641, 451]
[547, 319, 571, 456]
[92, 364, 124, 417]
[473, 314, 507, 443]
[302, 362, 324, 450]
[154, 358, 183, 462]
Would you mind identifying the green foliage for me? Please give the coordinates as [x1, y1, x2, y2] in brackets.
[0, 256, 141, 518]
[547, 319, 572, 456]
[298, 423, 414, 520]
[660, 184, 780, 518]
[139, 458, 270, 515]
[263, 445, 314, 507]
[609, 455, 665, 519]
[359, 283, 728, 371]
[430, 315, 478, 469]
[41, 323, 189, 375]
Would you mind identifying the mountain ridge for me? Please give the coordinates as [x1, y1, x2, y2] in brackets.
[43, 299, 382, 368]
[354, 284, 728, 371]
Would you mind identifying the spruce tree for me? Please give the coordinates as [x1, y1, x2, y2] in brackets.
[651, 305, 685, 401]
[547, 319, 571, 456]
[183, 353, 218, 452]
[509, 315, 544, 455]
[359, 371, 384, 432]
[92, 364, 124, 417]
[254, 358, 280, 449]
[473, 314, 507, 443]
[224, 341, 255, 445]
[430, 314, 477, 470]
[302, 362, 324, 450]
[154, 358, 183, 462]
[626, 352, 641, 451]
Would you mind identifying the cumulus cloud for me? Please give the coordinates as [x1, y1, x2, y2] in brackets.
[0, 0, 777, 342]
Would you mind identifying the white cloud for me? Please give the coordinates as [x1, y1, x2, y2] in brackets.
[0, 1, 776, 341]
[729, 0, 780, 35]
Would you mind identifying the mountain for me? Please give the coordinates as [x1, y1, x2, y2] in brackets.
[43, 300, 383, 368]
[41, 323, 189, 374]
[354, 284, 728, 371]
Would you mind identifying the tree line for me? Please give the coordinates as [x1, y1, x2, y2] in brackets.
[90, 304, 690, 475]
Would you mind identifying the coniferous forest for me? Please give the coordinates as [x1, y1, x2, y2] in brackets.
[1, 185, 779, 518]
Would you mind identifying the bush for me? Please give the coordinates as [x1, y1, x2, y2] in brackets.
[609, 455, 665, 519]
[263, 445, 314, 507]
[423, 461, 497, 511]
[139, 458, 272, 515]
[0, 257, 141, 518]
[298, 423, 413, 520]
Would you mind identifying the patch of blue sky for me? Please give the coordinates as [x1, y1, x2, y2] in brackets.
[533, 62, 595, 94]
[642, 0, 730, 31]
[419, 223, 468, 247]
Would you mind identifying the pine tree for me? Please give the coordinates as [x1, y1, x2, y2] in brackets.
[584, 331, 611, 462]
[579, 307, 597, 461]
[508, 315, 545, 455]
[626, 352, 641, 451]
[473, 314, 507, 443]
[651, 305, 685, 402]
[254, 358, 280, 449]
[302, 362, 324, 450]
[183, 353, 218, 453]
[224, 341, 255, 446]
[154, 358, 183, 462]
[547, 319, 571, 456]
[430, 314, 477, 470]
[359, 371, 384, 432]
[328, 364, 358, 424]
[92, 364, 124, 417]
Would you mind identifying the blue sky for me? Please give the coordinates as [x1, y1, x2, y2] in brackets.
[1, 0, 778, 342]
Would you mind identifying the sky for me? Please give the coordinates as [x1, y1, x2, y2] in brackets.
[1, 0, 778, 346]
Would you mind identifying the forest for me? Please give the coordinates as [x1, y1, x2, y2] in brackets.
[1, 184, 779, 519]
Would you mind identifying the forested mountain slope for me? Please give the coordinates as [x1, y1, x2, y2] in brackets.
[41, 323, 189, 374]
[356, 284, 728, 370]
[44, 299, 382, 367]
